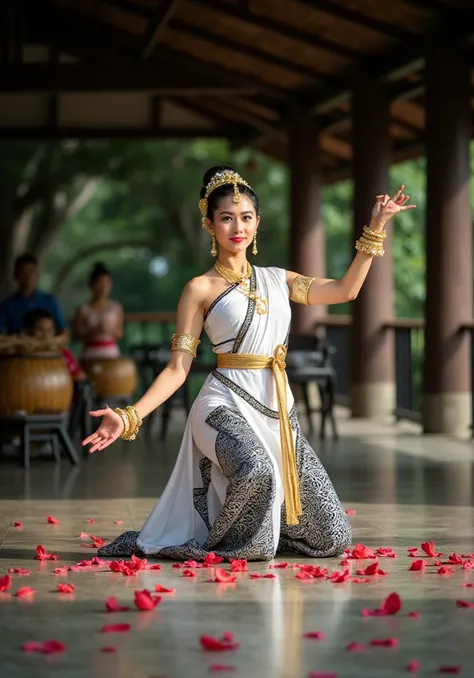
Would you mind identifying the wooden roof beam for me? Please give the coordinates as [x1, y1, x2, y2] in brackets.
[0, 63, 260, 95]
[190, 0, 361, 61]
[142, 0, 181, 60]
[296, 0, 415, 42]
[0, 125, 251, 140]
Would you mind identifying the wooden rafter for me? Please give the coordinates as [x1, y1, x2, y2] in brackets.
[142, 0, 180, 60]
[296, 0, 415, 41]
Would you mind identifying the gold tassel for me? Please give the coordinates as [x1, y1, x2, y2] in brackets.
[252, 233, 258, 256]
[211, 233, 217, 257]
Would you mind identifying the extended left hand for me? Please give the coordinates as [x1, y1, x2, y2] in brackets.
[371, 185, 416, 227]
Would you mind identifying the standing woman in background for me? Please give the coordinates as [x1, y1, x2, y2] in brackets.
[73, 262, 124, 361]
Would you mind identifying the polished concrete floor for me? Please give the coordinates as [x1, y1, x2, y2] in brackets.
[1, 409, 474, 678]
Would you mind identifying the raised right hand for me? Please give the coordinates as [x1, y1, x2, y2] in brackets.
[82, 406, 124, 454]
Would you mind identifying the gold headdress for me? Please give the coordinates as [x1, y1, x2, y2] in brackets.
[199, 169, 252, 227]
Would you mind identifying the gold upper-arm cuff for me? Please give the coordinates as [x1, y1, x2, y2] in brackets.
[170, 332, 201, 358]
[290, 276, 315, 305]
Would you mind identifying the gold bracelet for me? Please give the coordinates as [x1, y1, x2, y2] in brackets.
[355, 238, 385, 258]
[290, 275, 315, 305]
[363, 224, 386, 240]
[113, 407, 130, 438]
[170, 332, 201, 358]
[114, 405, 142, 441]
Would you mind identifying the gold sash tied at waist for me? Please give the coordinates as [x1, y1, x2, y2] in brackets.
[217, 344, 302, 525]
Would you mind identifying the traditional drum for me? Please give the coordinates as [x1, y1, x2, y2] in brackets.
[0, 337, 73, 415]
[83, 357, 137, 399]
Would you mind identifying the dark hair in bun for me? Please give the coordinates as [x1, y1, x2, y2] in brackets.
[89, 261, 110, 286]
[200, 165, 259, 221]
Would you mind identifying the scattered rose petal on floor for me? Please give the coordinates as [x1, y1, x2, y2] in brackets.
[370, 638, 399, 647]
[69, 566, 81, 573]
[308, 673, 337, 678]
[360, 561, 387, 576]
[172, 563, 183, 569]
[148, 564, 162, 570]
[114, 520, 123, 525]
[86, 518, 95, 523]
[130, 554, 148, 571]
[408, 611, 421, 618]
[13, 521, 23, 528]
[102, 623, 131, 633]
[437, 567, 454, 576]
[43, 640, 67, 654]
[269, 562, 289, 569]
[0, 575, 12, 591]
[407, 547, 418, 552]
[462, 562, 474, 571]
[154, 585, 176, 594]
[330, 570, 350, 583]
[35, 545, 59, 561]
[204, 553, 224, 565]
[249, 574, 276, 580]
[77, 532, 90, 539]
[15, 587, 36, 598]
[362, 592, 402, 618]
[448, 553, 464, 565]
[229, 559, 247, 572]
[53, 567, 68, 575]
[345, 509, 356, 515]
[350, 544, 376, 560]
[101, 646, 118, 653]
[346, 642, 366, 652]
[462, 583, 474, 588]
[134, 590, 162, 611]
[184, 560, 200, 568]
[89, 535, 106, 547]
[182, 569, 197, 578]
[340, 559, 351, 568]
[408, 559, 426, 572]
[8, 568, 29, 575]
[200, 634, 240, 652]
[209, 665, 236, 673]
[106, 596, 130, 612]
[438, 667, 461, 674]
[47, 516, 59, 524]
[57, 583, 75, 594]
[456, 600, 474, 608]
[351, 577, 372, 584]
[22, 641, 44, 652]
[212, 569, 237, 584]
[421, 541, 441, 557]
[303, 631, 324, 640]
[406, 660, 420, 672]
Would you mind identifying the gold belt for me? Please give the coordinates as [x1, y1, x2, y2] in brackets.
[217, 344, 302, 525]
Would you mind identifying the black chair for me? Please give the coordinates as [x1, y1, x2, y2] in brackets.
[286, 334, 339, 440]
[67, 379, 94, 454]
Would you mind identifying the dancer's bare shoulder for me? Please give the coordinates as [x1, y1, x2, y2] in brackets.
[185, 268, 231, 314]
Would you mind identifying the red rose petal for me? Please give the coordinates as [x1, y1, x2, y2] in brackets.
[149, 564, 162, 570]
[438, 668, 461, 674]
[101, 646, 118, 653]
[408, 559, 426, 572]
[86, 518, 95, 523]
[106, 596, 131, 612]
[43, 640, 66, 654]
[229, 559, 248, 572]
[456, 600, 474, 608]
[448, 553, 464, 565]
[8, 568, 29, 575]
[350, 544, 375, 560]
[114, 520, 123, 525]
[200, 634, 240, 652]
[363, 593, 402, 617]
[130, 554, 148, 571]
[173, 563, 183, 569]
[345, 509, 356, 515]
[213, 569, 237, 584]
[269, 562, 289, 569]
[13, 521, 23, 528]
[134, 589, 162, 611]
[330, 570, 350, 583]
[370, 638, 399, 647]
[22, 641, 43, 652]
[303, 631, 324, 640]
[57, 583, 75, 593]
[0, 575, 12, 591]
[35, 545, 59, 561]
[407, 660, 420, 672]
[47, 516, 59, 524]
[309, 673, 337, 678]
[347, 642, 366, 652]
[182, 569, 197, 578]
[437, 567, 454, 575]
[155, 585, 176, 594]
[77, 532, 90, 539]
[462, 583, 474, 588]
[15, 586, 35, 598]
[407, 547, 418, 552]
[408, 611, 421, 618]
[204, 553, 224, 565]
[184, 560, 199, 568]
[210, 664, 236, 672]
[102, 623, 131, 633]
[53, 566, 68, 575]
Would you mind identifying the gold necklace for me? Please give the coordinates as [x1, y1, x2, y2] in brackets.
[214, 260, 268, 315]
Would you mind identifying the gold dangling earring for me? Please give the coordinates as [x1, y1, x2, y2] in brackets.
[211, 233, 217, 257]
[252, 232, 258, 256]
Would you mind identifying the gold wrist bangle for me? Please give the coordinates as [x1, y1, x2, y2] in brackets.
[171, 332, 201, 358]
[363, 224, 386, 240]
[114, 407, 130, 437]
[355, 238, 385, 258]
[114, 405, 142, 441]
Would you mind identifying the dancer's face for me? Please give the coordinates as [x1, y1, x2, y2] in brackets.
[209, 195, 259, 256]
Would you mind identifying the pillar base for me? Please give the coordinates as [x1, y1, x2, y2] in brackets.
[422, 392, 471, 437]
[350, 382, 395, 418]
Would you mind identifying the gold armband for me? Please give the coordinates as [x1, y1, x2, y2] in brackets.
[114, 405, 142, 441]
[290, 276, 315, 305]
[171, 332, 201, 358]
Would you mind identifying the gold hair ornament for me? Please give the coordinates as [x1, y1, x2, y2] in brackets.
[199, 170, 253, 227]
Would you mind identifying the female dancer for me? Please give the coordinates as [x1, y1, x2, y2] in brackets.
[73, 262, 124, 360]
[83, 166, 414, 561]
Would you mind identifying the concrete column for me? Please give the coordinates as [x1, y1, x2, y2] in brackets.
[422, 33, 472, 436]
[350, 72, 395, 418]
[288, 102, 326, 334]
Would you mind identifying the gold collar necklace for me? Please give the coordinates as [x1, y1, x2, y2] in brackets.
[214, 260, 268, 315]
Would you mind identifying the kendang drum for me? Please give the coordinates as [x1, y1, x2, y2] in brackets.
[0, 337, 73, 415]
[83, 357, 137, 399]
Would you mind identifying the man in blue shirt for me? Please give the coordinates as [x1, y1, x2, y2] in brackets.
[0, 253, 66, 335]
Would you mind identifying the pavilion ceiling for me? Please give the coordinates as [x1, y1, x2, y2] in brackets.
[0, 0, 472, 181]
